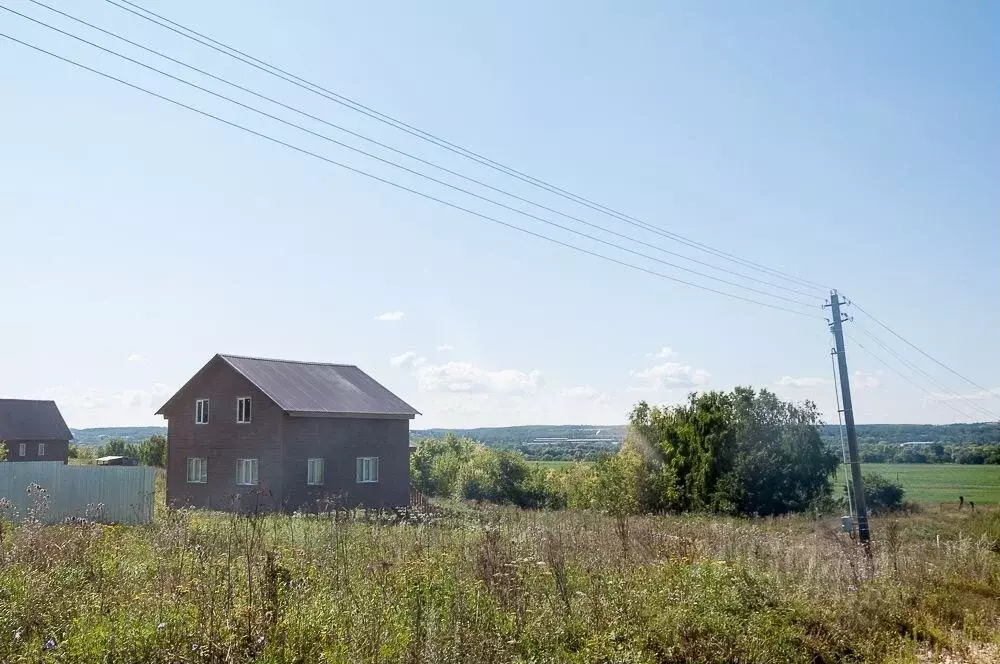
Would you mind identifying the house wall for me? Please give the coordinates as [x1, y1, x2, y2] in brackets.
[282, 416, 410, 510]
[5, 439, 69, 464]
[164, 360, 285, 511]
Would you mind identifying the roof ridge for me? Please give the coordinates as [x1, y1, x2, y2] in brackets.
[219, 353, 358, 368]
[0, 398, 57, 403]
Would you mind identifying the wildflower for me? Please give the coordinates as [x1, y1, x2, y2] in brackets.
[44, 638, 56, 650]
[157, 623, 166, 631]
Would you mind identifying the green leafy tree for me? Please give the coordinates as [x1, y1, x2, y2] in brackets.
[139, 435, 167, 467]
[625, 387, 838, 516]
[97, 437, 140, 460]
[410, 433, 476, 496]
[861, 471, 905, 513]
[0, 440, 6, 462]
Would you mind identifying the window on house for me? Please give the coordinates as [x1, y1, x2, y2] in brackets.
[307, 458, 324, 486]
[236, 397, 252, 424]
[356, 457, 378, 483]
[195, 398, 210, 424]
[186, 457, 207, 483]
[236, 458, 259, 486]
[18, 443, 26, 457]
[38, 443, 45, 456]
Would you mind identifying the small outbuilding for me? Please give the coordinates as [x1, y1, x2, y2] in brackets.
[96, 455, 139, 466]
[0, 399, 72, 464]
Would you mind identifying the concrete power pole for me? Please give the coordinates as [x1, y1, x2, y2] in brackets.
[828, 291, 871, 544]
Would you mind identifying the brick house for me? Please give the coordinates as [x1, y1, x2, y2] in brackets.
[0, 399, 72, 463]
[156, 354, 419, 511]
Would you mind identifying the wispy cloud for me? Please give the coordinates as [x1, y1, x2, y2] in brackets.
[560, 385, 610, 405]
[436, 344, 454, 352]
[630, 362, 710, 390]
[927, 387, 1000, 402]
[390, 351, 424, 368]
[127, 353, 146, 363]
[853, 370, 882, 389]
[375, 311, 404, 322]
[647, 346, 678, 359]
[775, 376, 831, 388]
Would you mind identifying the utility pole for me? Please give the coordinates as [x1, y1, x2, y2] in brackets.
[827, 291, 871, 544]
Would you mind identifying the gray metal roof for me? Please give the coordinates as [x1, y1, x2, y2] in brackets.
[0, 399, 72, 441]
[219, 355, 418, 418]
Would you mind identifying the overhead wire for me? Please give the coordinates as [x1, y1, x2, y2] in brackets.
[852, 323, 999, 420]
[16, 0, 823, 303]
[850, 300, 998, 399]
[0, 29, 826, 320]
[846, 333, 982, 422]
[102, 0, 832, 296]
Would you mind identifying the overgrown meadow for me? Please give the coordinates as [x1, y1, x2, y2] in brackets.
[1, 492, 998, 663]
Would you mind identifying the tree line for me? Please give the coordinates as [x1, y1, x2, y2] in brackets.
[69, 435, 167, 468]
[411, 387, 907, 517]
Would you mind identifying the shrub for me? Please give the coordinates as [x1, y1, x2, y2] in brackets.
[862, 471, 905, 514]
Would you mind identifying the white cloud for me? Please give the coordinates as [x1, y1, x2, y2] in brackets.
[561, 385, 610, 405]
[647, 346, 678, 359]
[375, 311, 404, 321]
[853, 371, 882, 389]
[390, 351, 424, 368]
[927, 387, 1000, 402]
[127, 353, 146, 363]
[436, 344, 454, 352]
[630, 362, 710, 390]
[775, 376, 831, 388]
[410, 360, 543, 396]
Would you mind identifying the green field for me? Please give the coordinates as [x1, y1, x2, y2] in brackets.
[841, 463, 1000, 505]
[536, 460, 1000, 505]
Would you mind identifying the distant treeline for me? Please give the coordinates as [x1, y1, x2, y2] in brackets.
[71, 427, 167, 446]
[856, 441, 1000, 465]
[410, 422, 1000, 460]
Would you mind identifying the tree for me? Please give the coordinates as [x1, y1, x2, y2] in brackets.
[139, 435, 167, 467]
[625, 387, 839, 516]
[0, 440, 6, 462]
[861, 471, 905, 513]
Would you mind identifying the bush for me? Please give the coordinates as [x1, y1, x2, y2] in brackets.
[862, 471, 905, 514]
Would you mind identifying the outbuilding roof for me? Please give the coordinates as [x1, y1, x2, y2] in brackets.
[156, 354, 419, 419]
[0, 399, 73, 441]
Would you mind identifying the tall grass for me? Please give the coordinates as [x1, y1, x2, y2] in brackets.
[0, 498, 998, 662]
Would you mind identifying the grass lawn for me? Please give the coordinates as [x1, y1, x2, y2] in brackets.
[842, 463, 1000, 505]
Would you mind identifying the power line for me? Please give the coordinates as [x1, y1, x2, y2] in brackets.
[0, 30, 825, 321]
[847, 333, 982, 422]
[850, 300, 997, 399]
[853, 324, 999, 420]
[23, 0, 821, 302]
[14, 0, 822, 305]
[102, 0, 832, 296]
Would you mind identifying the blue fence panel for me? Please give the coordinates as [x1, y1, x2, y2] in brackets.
[0, 462, 155, 524]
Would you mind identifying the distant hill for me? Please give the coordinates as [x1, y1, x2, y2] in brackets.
[412, 422, 1000, 447]
[71, 427, 167, 446]
[70, 422, 1000, 448]
[412, 425, 626, 447]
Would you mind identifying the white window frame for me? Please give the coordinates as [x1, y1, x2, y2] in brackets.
[236, 396, 252, 424]
[236, 458, 259, 486]
[38, 443, 45, 456]
[195, 398, 210, 425]
[307, 458, 324, 486]
[186, 457, 207, 483]
[356, 456, 379, 483]
[18, 443, 26, 457]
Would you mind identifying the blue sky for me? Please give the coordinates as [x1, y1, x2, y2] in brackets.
[1, 0, 997, 428]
